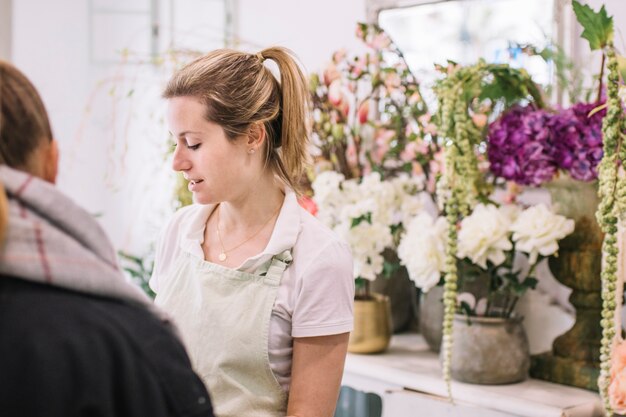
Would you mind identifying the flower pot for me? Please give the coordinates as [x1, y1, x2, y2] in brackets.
[419, 285, 444, 352]
[448, 314, 530, 384]
[348, 293, 392, 354]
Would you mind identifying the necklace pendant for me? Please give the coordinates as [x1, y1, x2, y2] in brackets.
[218, 252, 227, 262]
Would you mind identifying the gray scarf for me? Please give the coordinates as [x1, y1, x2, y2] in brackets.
[0, 165, 158, 313]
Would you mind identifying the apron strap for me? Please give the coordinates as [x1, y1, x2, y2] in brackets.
[259, 250, 293, 286]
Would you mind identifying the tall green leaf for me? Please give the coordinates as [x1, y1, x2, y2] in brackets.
[572, 0, 614, 50]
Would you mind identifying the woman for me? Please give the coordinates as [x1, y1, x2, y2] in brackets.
[0, 60, 214, 417]
[150, 47, 354, 417]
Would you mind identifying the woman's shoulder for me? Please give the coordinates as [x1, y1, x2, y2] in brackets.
[294, 206, 352, 269]
[298, 207, 347, 248]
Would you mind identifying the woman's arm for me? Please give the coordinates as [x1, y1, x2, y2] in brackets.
[286, 332, 350, 417]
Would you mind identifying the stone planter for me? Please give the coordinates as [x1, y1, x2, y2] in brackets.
[419, 285, 444, 352]
[530, 178, 602, 391]
[448, 314, 530, 384]
[348, 293, 393, 354]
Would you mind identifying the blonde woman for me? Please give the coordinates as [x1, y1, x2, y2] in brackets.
[0, 61, 214, 416]
[151, 47, 354, 417]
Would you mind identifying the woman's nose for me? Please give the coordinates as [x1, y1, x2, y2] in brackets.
[171, 146, 191, 172]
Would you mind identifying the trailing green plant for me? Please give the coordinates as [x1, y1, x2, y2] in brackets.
[433, 61, 544, 399]
[595, 42, 623, 415]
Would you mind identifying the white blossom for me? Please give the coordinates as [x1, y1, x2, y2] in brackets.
[510, 204, 575, 264]
[457, 204, 513, 268]
[398, 212, 447, 292]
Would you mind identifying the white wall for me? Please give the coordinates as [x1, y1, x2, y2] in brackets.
[236, 0, 367, 73]
[11, 0, 178, 256]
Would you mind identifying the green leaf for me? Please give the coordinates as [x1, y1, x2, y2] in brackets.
[350, 213, 372, 228]
[572, 0, 614, 51]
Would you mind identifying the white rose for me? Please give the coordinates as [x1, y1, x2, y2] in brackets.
[398, 213, 447, 292]
[510, 204, 575, 264]
[457, 204, 513, 269]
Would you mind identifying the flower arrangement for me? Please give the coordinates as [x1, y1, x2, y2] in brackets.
[431, 59, 544, 396]
[309, 23, 442, 193]
[308, 23, 444, 299]
[398, 203, 574, 318]
[433, 1, 624, 411]
[312, 170, 426, 298]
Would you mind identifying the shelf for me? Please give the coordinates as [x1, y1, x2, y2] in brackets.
[342, 334, 603, 417]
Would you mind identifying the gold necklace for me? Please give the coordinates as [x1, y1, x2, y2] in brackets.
[215, 203, 281, 262]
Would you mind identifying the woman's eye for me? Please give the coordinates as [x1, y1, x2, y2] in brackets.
[187, 143, 201, 150]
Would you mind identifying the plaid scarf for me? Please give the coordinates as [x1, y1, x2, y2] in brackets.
[0, 165, 156, 312]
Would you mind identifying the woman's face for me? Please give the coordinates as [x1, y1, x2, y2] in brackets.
[167, 96, 255, 205]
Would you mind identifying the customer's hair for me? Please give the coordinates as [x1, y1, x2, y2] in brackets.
[0, 60, 54, 243]
[163, 47, 310, 193]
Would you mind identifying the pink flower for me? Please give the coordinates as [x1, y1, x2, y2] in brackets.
[408, 92, 422, 106]
[358, 100, 370, 124]
[412, 162, 424, 175]
[332, 49, 347, 64]
[355, 25, 365, 40]
[351, 57, 366, 78]
[372, 129, 394, 164]
[400, 141, 417, 162]
[611, 368, 626, 414]
[298, 195, 318, 216]
[612, 341, 626, 378]
[323, 64, 341, 86]
[346, 143, 358, 166]
[368, 33, 391, 50]
[419, 113, 438, 135]
[472, 113, 488, 128]
[328, 80, 343, 106]
[610, 340, 626, 414]
[383, 72, 401, 90]
[339, 100, 350, 118]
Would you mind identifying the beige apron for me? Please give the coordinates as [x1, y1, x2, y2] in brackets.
[155, 250, 293, 417]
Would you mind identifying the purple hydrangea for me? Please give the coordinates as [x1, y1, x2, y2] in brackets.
[487, 106, 558, 186]
[487, 102, 606, 185]
[550, 102, 605, 181]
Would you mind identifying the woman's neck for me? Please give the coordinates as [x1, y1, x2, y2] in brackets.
[217, 173, 285, 234]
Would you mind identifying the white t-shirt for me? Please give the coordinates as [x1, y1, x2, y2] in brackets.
[150, 190, 355, 391]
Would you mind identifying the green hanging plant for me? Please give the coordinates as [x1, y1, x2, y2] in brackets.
[595, 43, 624, 417]
[433, 61, 543, 399]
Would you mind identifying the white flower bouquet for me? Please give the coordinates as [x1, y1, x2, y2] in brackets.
[312, 170, 427, 297]
[398, 203, 574, 318]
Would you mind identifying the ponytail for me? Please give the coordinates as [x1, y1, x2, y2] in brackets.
[257, 47, 311, 192]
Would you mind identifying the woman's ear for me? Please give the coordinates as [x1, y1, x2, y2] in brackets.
[246, 123, 266, 151]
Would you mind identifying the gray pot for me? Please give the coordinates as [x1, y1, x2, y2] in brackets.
[419, 286, 444, 352]
[448, 314, 530, 384]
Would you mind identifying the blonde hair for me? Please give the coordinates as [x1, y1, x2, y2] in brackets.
[0, 60, 54, 244]
[163, 47, 310, 193]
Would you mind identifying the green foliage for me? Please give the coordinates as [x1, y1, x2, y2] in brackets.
[572, 0, 614, 51]
[118, 250, 155, 299]
[479, 65, 544, 108]
[350, 213, 373, 228]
